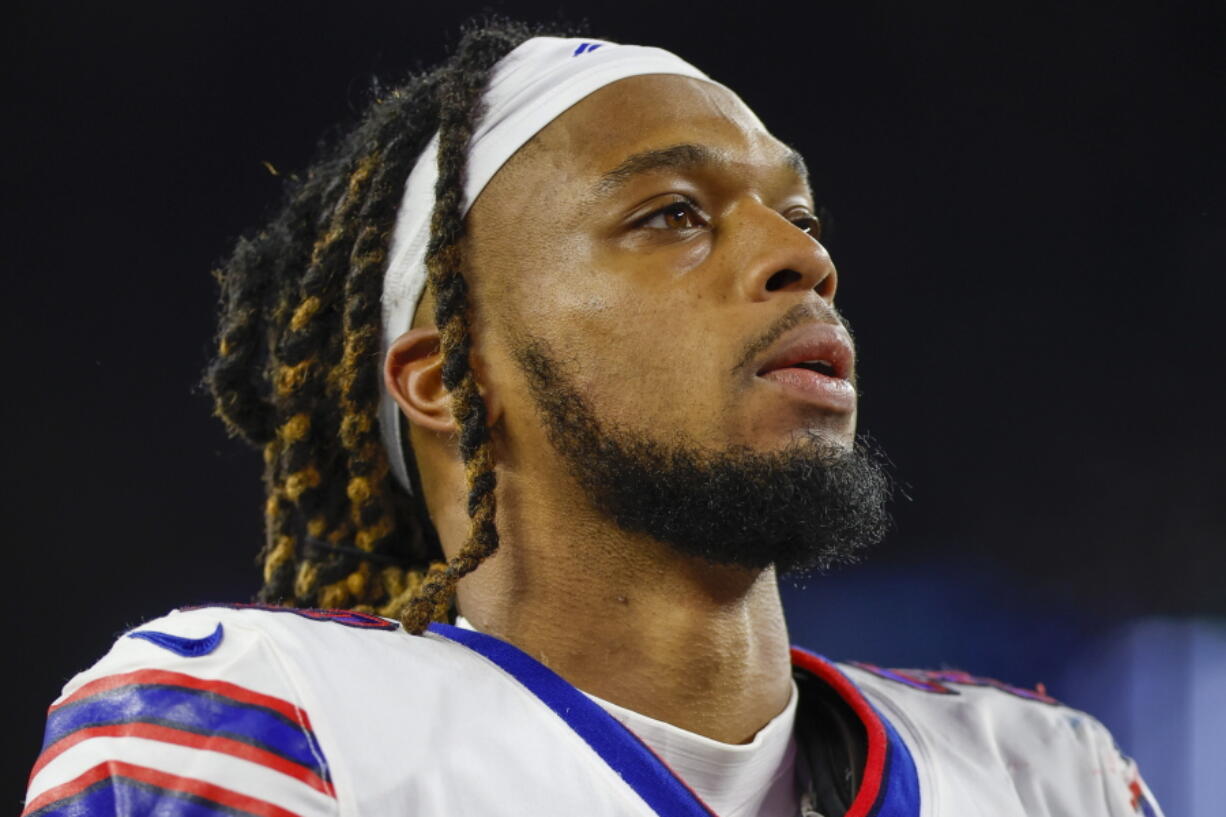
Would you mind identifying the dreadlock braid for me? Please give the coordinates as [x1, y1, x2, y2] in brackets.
[205, 18, 551, 629]
[395, 26, 525, 634]
[272, 154, 383, 605]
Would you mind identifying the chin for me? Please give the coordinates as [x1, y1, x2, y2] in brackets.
[748, 420, 857, 455]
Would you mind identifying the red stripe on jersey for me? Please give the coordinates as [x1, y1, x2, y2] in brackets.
[27, 723, 335, 798]
[23, 760, 307, 817]
[49, 669, 312, 728]
[791, 649, 889, 817]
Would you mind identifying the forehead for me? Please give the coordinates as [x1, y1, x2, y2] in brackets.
[477, 74, 800, 212]
[528, 73, 788, 178]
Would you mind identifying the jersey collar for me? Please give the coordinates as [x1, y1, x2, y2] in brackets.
[428, 623, 919, 817]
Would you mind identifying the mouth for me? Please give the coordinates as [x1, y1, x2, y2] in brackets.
[772, 359, 839, 377]
[754, 323, 856, 413]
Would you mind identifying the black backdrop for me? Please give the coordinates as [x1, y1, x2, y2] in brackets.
[7, 0, 1223, 806]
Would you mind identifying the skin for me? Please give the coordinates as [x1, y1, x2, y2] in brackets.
[385, 74, 855, 744]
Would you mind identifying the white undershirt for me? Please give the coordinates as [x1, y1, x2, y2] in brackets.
[585, 684, 799, 817]
[455, 617, 800, 817]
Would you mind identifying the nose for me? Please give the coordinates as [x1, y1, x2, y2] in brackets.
[733, 200, 837, 303]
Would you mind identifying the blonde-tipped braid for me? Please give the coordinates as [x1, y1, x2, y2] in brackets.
[395, 27, 523, 633]
[204, 19, 546, 622]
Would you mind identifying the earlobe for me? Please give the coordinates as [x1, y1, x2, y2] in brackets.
[384, 328, 456, 434]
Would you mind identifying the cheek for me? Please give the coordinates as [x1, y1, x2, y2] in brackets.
[489, 237, 732, 436]
[553, 291, 737, 434]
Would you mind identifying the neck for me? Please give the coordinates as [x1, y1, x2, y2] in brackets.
[452, 473, 794, 745]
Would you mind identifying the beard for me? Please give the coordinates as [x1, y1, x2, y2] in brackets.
[511, 337, 893, 575]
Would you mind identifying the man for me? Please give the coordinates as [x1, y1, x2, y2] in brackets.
[24, 20, 1162, 817]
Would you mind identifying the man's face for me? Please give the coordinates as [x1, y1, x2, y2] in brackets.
[470, 74, 855, 456]
[462, 74, 889, 570]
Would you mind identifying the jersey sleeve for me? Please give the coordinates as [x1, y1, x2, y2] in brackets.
[846, 663, 1167, 816]
[23, 609, 340, 817]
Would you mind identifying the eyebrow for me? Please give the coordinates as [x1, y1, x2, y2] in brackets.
[593, 142, 810, 197]
[784, 148, 810, 184]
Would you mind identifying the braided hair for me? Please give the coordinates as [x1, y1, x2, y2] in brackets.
[205, 18, 554, 634]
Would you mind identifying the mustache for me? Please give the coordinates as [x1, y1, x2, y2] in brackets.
[731, 302, 854, 375]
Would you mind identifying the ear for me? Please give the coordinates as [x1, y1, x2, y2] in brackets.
[384, 327, 455, 434]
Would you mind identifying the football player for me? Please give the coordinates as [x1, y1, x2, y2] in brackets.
[24, 19, 1163, 817]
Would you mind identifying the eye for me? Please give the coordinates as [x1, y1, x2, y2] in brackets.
[638, 199, 708, 231]
[788, 210, 823, 240]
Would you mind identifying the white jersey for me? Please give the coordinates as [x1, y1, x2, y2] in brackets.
[24, 605, 1163, 817]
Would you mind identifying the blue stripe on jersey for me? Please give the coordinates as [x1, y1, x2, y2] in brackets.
[868, 714, 920, 817]
[430, 623, 716, 817]
[26, 777, 248, 817]
[44, 684, 327, 780]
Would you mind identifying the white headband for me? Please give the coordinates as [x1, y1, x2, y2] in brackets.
[378, 36, 714, 492]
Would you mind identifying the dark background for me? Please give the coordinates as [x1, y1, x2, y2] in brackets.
[7, 0, 1223, 810]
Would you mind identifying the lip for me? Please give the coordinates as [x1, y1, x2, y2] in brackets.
[754, 322, 857, 412]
